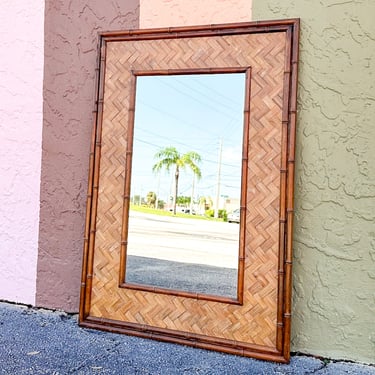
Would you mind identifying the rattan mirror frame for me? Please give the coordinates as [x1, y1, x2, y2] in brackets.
[79, 19, 299, 363]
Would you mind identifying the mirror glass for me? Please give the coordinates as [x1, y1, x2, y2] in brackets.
[125, 72, 246, 299]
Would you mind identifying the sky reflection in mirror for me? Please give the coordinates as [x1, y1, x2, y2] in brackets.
[131, 73, 245, 203]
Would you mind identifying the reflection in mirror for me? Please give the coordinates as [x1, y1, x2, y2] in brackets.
[125, 72, 246, 300]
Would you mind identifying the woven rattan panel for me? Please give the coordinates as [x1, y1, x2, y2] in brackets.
[89, 31, 286, 349]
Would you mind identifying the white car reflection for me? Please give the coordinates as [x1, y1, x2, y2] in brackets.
[227, 208, 240, 223]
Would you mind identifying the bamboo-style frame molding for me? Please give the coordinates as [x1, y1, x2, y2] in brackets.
[79, 19, 299, 363]
[118, 67, 250, 305]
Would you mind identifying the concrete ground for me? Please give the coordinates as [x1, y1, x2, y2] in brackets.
[0, 302, 374, 374]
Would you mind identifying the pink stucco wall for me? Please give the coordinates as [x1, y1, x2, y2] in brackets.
[140, 0, 252, 28]
[0, 1, 44, 304]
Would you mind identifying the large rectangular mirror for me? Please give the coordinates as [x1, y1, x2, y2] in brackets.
[124, 71, 247, 301]
[79, 20, 299, 363]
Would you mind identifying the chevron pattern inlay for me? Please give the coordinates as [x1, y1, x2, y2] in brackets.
[89, 31, 286, 348]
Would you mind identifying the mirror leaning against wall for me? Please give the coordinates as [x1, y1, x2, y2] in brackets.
[79, 20, 299, 363]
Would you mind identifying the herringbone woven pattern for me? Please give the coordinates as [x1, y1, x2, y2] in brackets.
[90, 32, 285, 347]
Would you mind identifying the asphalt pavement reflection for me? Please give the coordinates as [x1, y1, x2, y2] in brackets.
[126, 211, 239, 298]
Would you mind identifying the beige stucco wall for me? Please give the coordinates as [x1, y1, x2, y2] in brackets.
[253, 0, 375, 364]
[140, 0, 252, 28]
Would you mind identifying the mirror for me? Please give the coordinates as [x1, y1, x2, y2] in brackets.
[81, 22, 299, 362]
[124, 72, 247, 300]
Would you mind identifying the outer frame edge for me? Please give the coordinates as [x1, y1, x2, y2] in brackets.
[79, 316, 287, 363]
[79, 19, 300, 364]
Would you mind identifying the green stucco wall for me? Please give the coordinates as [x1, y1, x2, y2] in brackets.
[253, 0, 375, 364]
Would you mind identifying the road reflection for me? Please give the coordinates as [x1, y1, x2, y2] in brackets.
[125, 211, 239, 298]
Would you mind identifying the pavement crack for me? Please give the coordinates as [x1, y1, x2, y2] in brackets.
[66, 338, 122, 374]
[310, 360, 330, 374]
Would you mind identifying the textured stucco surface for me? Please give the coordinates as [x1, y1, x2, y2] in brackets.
[36, 1, 139, 312]
[140, 0, 252, 28]
[0, 1, 44, 304]
[253, 0, 375, 364]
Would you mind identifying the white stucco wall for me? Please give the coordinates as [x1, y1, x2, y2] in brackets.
[0, 1, 44, 304]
